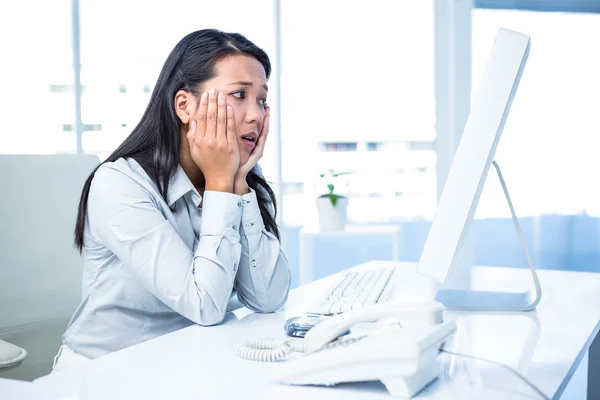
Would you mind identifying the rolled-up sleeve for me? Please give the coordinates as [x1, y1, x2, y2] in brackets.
[87, 166, 242, 326]
[234, 188, 291, 313]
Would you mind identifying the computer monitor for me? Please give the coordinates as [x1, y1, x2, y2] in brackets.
[416, 27, 541, 311]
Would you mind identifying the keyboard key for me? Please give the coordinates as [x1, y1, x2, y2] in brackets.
[351, 299, 365, 311]
[364, 268, 394, 305]
[340, 300, 353, 313]
[306, 302, 331, 315]
[378, 269, 398, 303]
[330, 272, 358, 300]
[362, 268, 384, 296]
[329, 301, 343, 314]
[343, 270, 374, 299]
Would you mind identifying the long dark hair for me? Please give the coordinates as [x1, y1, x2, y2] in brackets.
[75, 29, 279, 252]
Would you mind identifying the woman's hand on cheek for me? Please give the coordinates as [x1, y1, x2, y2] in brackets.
[235, 105, 270, 183]
[187, 88, 240, 192]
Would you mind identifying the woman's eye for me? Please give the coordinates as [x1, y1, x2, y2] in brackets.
[231, 91, 266, 106]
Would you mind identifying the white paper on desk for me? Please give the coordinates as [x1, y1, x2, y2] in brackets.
[231, 307, 255, 320]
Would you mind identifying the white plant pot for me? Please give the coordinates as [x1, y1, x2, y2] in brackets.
[316, 196, 349, 232]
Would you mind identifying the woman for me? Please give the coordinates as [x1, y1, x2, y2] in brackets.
[53, 29, 290, 370]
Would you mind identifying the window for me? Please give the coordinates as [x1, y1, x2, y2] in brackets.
[0, 0, 75, 154]
[280, 0, 437, 226]
[50, 85, 87, 93]
[367, 142, 383, 151]
[472, 9, 600, 218]
[63, 124, 102, 132]
[320, 142, 358, 152]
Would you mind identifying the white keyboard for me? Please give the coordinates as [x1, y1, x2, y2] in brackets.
[307, 267, 398, 316]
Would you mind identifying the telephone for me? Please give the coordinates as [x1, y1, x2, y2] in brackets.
[237, 301, 456, 398]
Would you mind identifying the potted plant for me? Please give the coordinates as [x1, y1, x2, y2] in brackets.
[315, 169, 351, 232]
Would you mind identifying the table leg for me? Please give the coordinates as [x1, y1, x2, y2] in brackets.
[588, 329, 600, 399]
[392, 233, 400, 261]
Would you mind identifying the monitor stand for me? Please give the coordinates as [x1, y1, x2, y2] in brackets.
[435, 161, 542, 311]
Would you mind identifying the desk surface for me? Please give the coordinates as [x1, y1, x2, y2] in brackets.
[36, 261, 600, 399]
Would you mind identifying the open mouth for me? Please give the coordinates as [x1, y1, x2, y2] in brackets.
[242, 135, 256, 143]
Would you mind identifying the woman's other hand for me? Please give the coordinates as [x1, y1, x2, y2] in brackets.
[187, 88, 240, 192]
[235, 105, 270, 184]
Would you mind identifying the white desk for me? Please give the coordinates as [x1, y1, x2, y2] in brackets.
[0, 378, 40, 398]
[299, 225, 401, 284]
[34, 261, 600, 399]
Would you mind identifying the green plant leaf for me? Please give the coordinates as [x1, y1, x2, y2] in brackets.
[327, 183, 334, 194]
[332, 171, 352, 177]
[330, 193, 338, 207]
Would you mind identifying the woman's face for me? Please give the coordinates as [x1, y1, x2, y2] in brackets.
[200, 54, 268, 164]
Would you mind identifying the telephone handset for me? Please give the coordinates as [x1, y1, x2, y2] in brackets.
[303, 300, 444, 351]
[236, 301, 456, 398]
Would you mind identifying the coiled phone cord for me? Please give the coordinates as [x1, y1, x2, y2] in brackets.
[236, 338, 309, 362]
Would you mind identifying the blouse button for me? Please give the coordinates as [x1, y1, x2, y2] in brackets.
[251, 260, 257, 267]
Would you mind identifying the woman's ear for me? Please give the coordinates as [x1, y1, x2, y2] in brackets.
[174, 90, 196, 124]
